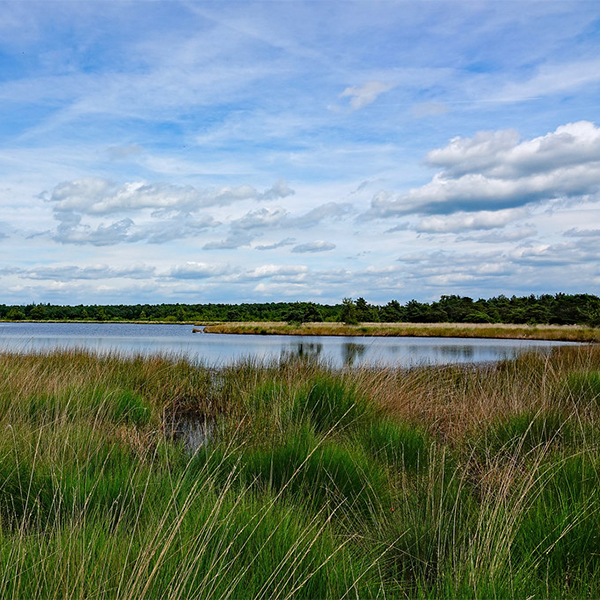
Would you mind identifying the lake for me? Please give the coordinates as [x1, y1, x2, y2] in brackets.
[0, 322, 579, 368]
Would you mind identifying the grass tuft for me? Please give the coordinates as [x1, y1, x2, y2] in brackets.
[0, 346, 600, 598]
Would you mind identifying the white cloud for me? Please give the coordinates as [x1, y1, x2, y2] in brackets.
[291, 241, 336, 253]
[459, 226, 538, 244]
[203, 232, 255, 250]
[232, 207, 289, 231]
[415, 208, 526, 233]
[49, 178, 295, 215]
[339, 81, 395, 111]
[52, 212, 219, 246]
[245, 264, 308, 280]
[13, 264, 156, 281]
[255, 237, 296, 250]
[44, 177, 298, 246]
[368, 121, 600, 218]
[167, 262, 231, 279]
[563, 227, 600, 238]
[427, 121, 600, 179]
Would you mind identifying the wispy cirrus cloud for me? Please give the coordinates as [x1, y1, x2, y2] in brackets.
[2, 1, 600, 305]
[339, 81, 395, 111]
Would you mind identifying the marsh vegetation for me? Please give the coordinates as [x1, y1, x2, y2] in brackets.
[204, 320, 600, 343]
[1, 346, 600, 598]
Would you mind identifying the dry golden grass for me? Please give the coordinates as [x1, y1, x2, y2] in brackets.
[202, 321, 600, 342]
[342, 344, 600, 444]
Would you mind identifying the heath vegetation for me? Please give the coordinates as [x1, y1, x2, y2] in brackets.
[0, 344, 599, 598]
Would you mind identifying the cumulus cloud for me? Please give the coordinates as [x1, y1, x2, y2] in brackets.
[340, 81, 395, 110]
[255, 237, 296, 250]
[232, 207, 289, 231]
[203, 231, 254, 250]
[52, 212, 219, 246]
[204, 202, 351, 251]
[53, 215, 134, 246]
[459, 226, 538, 244]
[48, 177, 295, 215]
[415, 208, 526, 233]
[45, 177, 295, 246]
[245, 264, 308, 280]
[231, 202, 351, 232]
[292, 202, 352, 227]
[132, 215, 219, 244]
[564, 227, 600, 238]
[291, 241, 336, 253]
[368, 121, 600, 218]
[397, 249, 513, 287]
[509, 235, 600, 267]
[17, 264, 156, 281]
[261, 179, 295, 201]
[166, 262, 230, 279]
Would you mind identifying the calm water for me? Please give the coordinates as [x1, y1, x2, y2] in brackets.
[0, 322, 577, 368]
[0, 323, 576, 367]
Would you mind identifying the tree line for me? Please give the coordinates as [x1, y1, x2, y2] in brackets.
[1, 293, 599, 326]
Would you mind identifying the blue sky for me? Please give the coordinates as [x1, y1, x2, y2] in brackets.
[1, 0, 600, 305]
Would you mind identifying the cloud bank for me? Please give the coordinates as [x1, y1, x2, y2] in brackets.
[368, 121, 600, 218]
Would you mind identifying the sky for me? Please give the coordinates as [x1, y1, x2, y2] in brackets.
[1, 0, 600, 306]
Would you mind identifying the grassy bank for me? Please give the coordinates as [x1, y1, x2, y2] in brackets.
[1, 346, 600, 597]
[203, 320, 600, 343]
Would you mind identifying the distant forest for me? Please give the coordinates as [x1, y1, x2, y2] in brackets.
[1, 293, 600, 327]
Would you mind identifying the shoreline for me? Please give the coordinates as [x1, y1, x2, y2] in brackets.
[2, 319, 598, 343]
[202, 321, 600, 343]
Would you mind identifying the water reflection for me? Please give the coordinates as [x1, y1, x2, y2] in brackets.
[438, 344, 475, 359]
[342, 342, 367, 366]
[0, 322, 578, 368]
[283, 341, 323, 361]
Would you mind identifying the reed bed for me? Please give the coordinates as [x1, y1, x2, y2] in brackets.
[0, 345, 600, 598]
[203, 321, 600, 342]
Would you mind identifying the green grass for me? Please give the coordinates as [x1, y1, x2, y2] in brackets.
[1, 345, 600, 597]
